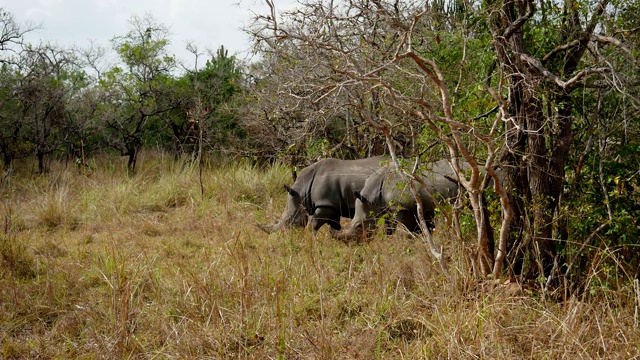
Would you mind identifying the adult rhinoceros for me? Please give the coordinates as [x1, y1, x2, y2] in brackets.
[334, 159, 470, 240]
[257, 156, 389, 233]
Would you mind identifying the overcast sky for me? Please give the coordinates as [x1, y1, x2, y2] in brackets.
[0, 0, 296, 68]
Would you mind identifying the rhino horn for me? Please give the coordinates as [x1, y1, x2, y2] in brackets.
[255, 220, 284, 234]
[330, 224, 362, 242]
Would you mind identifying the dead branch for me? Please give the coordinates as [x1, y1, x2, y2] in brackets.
[520, 53, 611, 91]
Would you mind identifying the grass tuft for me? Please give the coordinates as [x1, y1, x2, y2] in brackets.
[37, 185, 77, 229]
[0, 235, 38, 279]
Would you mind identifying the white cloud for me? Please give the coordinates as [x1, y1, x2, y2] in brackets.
[23, 6, 51, 20]
[167, 0, 185, 16]
[0, 0, 298, 67]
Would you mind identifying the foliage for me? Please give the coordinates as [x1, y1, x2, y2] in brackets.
[184, 46, 247, 155]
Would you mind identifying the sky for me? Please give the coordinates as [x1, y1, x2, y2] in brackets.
[0, 0, 296, 68]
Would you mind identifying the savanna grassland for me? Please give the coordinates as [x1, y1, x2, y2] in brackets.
[1, 153, 639, 359]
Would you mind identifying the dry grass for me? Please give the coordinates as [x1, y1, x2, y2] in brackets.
[1, 153, 639, 359]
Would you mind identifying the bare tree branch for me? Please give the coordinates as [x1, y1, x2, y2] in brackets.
[502, 0, 535, 39]
[520, 53, 611, 91]
[543, 34, 634, 64]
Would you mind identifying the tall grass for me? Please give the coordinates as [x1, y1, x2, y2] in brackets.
[0, 152, 638, 359]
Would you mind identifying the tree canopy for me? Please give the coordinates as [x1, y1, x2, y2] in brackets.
[0, 11, 248, 173]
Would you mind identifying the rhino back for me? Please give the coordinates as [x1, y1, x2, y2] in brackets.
[310, 157, 387, 210]
[363, 162, 455, 210]
[382, 173, 433, 211]
[291, 157, 387, 216]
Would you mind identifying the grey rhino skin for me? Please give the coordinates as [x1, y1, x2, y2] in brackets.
[257, 156, 389, 233]
[336, 159, 470, 240]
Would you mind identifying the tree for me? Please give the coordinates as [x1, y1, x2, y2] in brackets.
[101, 14, 177, 172]
[0, 8, 38, 57]
[245, 10, 408, 161]
[485, 0, 640, 279]
[172, 45, 246, 159]
[0, 63, 24, 168]
[197, 46, 245, 155]
[63, 83, 110, 168]
[0, 8, 38, 168]
[14, 44, 84, 173]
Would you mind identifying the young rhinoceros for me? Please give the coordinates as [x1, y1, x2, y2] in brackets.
[257, 156, 389, 233]
[335, 159, 469, 240]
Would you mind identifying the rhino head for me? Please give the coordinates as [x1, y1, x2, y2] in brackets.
[256, 183, 310, 233]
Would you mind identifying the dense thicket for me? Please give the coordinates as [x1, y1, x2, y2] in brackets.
[246, 0, 640, 288]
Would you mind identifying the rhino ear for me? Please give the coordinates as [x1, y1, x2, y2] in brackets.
[354, 191, 368, 205]
[284, 184, 299, 197]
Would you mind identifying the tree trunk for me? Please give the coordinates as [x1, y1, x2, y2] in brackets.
[125, 143, 139, 173]
[480, 193, 496, 269]
[470, 189, 495, 275]
[488, 0, 566, 279]
[36, 150, 47, 174]
[501, 129, 528, 277]
[1, 144, 13, 169]
[526, 104, 556, 276]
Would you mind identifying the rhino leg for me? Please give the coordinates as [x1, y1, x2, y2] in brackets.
[312, 207, 341, 231]
[395, 210, 419, 233]
[396, 210, 435, 233]
[395, 209, 436, 233]
[422, 209, 436, 230]
[384, 218, 395, 235]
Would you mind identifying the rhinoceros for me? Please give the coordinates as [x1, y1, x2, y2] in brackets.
[257, 156, 389, 233]
[335, 159, 470, 240]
